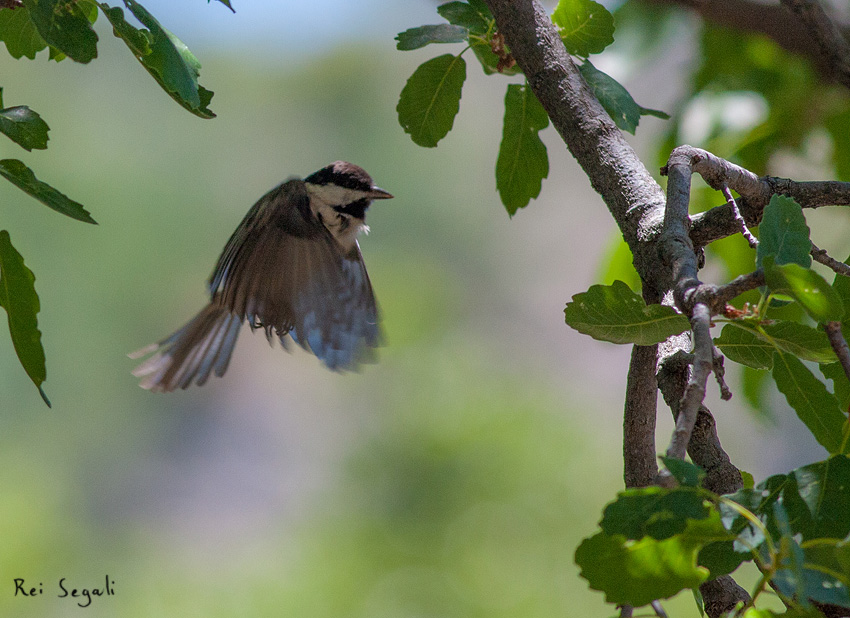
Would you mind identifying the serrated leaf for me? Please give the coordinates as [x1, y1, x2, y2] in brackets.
[496, 83, 549, 215]
[99, 1, 215, 119]
[600, 486, 716, 541]
[772, 351, 849, 454]
[0, 159, 96, 224]
[437, 1, 489, 34]
[0, 104, 49, 151]
[661, 457, 706, 488]
[756, 194, 812, 269]
[764, 258, 845, 323]
[575, 527, 710, 606]
[0, 4, 47, 58]
[395, 24, 468, 51]
[0, 230, 49, 407]
[564, 280, 690, 345]
[22, 0, 98, 63]
[397, 53, 466, 147]
[579, 60, 666, 134]
[552, 0, 614, 57]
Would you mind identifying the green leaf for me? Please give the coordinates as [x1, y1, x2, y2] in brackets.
[437, 1, 489, 34]
[564, 280, 690, 345]
[600, 486, 716, 541]
[661, 457, 706, 488]
[575, 528, 710, 606]
[0, 4, 48, 58]
[822, 361, 850, 410]
[397, 53, 466, 147]
[715, 324, 774, 370]
[717, 321, 837, 368]
[496, 83, 549, 215]
[772, 351, 849, 454]
[468, 37, 521, 76]
[764, 258, 845, 323]
[0, 103, 49, 151]
[697, 540, 749, 579]
[756, 194, 812, 269]
[0, 230, 49, 407]
[552, 0, 614, 57]
[0, 159, 96, 224]
[579, 60, 667, 134]
[395, 24, 468, 50]
[99, 1, 215, 119]
[22, 0, 98, 63]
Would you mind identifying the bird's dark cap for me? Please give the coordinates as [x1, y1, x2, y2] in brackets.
[305, 161, 389, 196]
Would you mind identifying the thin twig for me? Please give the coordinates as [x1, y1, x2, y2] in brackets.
[713, 347, 732, 401]
[824, 321, 850, 383]
[722, 185, 758, 248]
[667, 303, 714, 460]
[651, 600, 668, 618]
[811, 243, 850, 277]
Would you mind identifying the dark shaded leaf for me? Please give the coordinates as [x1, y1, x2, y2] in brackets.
[208, 0, 234, 12]
[496, 83, 549, 215]
[564, 280, 690, 345]
[99, 1, 215, 118]
[0, 101, 49, 151]
[397, 53, 466, 147]
[715, 324, 774, 370]
[660, 457, 706, 488]
[0, 159, 96, 224]
[22, 0, 98, 63]
[756, 194, 812, 269]
[579, 60, 667, 134]
[395, 24, 468, 50]
[552, 0, 614, 57]
[716, 321, 837, 368]
[0, 230, 49, 407]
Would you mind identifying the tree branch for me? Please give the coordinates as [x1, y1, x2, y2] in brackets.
[780, 0, 850, 89]
[624, 344, 660, 488]
[812, 243, 850, 277]
[825, 321, 850, 384]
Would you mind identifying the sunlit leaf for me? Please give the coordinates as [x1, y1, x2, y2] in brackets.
[552, 0, 614, 57]
[99, 1, 215, 118]
[0, 230, 49, 407]
[0, 4, 47, 58]
[764, 258, 844, 323]
[716, 321, 836, 368]
[496, 83, 549, 215]
[397, 53, 466, 147]
[0, 159, 96, 224]
[564, 280, 689, 345]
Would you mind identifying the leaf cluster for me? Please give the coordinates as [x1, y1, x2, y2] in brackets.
[395, 0, 668, 215]
[0, 0, 225, 404]
[576, 456, 850, 614]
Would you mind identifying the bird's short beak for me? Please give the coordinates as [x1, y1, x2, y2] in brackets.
[368, 187, 394, 199]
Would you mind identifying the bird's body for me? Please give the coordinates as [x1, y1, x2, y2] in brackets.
[130, 161, 392, 392]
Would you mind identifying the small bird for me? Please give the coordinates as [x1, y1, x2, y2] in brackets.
[130, 161, 393, 392]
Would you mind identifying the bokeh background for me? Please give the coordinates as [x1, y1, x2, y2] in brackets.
[0, 1, 846, 615]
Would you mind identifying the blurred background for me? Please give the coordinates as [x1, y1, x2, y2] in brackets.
[0, 0, 847, 615]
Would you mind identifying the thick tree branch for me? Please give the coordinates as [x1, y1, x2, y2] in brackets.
[624, 344, 659, 488]
[638, 0, 850, 84]
[484, 0, 669, 296]
[780, 0, 850, 89]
